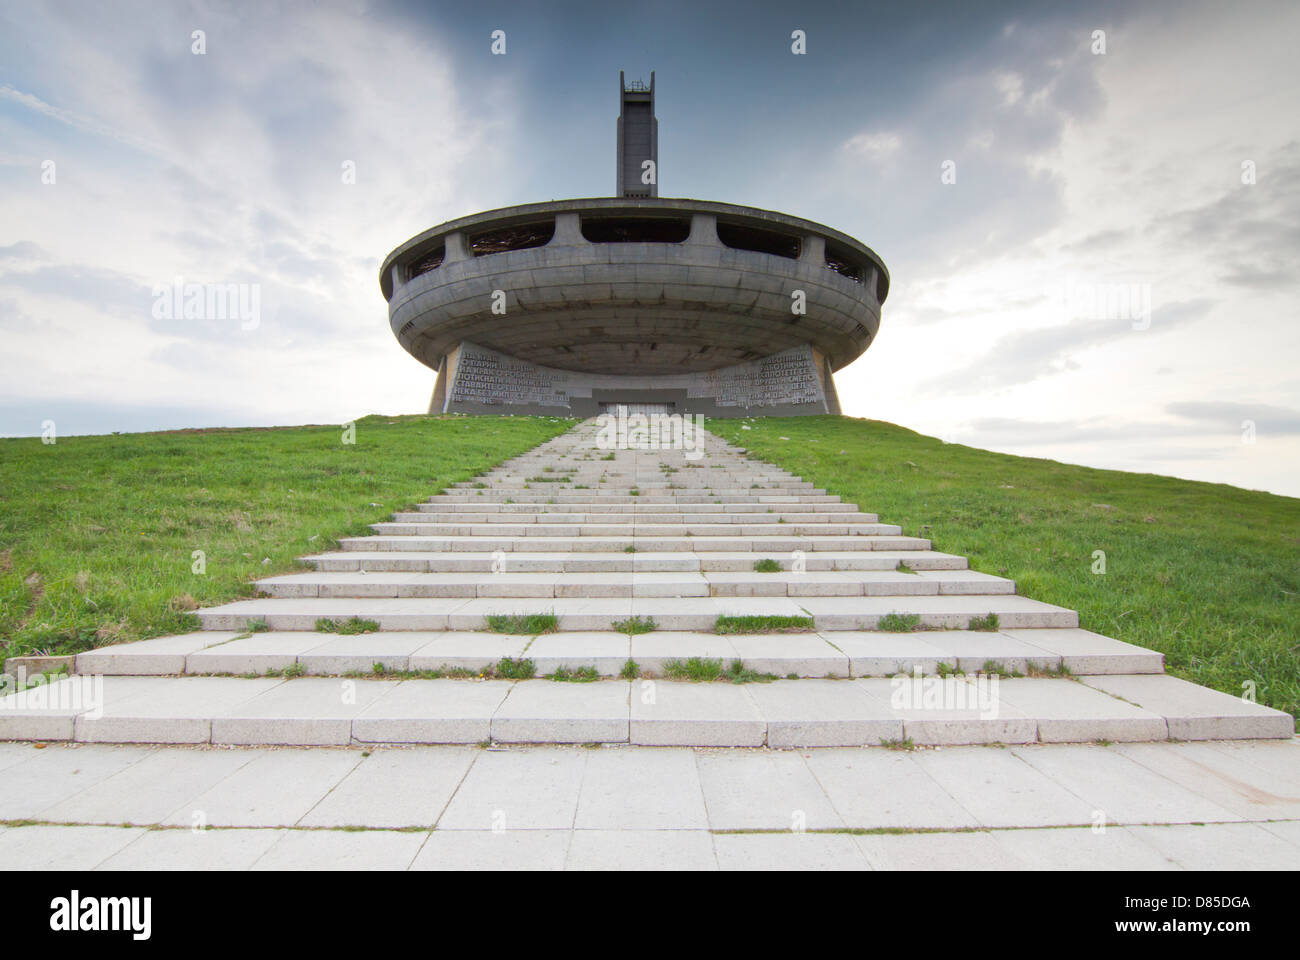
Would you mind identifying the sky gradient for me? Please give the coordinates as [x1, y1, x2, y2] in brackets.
[2, 0, 1298, 495]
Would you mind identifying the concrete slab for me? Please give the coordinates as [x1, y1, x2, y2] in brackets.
[746, 680, 902, 747]
[252, 828, 428, 870]
[630, 632, 739, 674]
[1112, 740, 1300, 820]
[492, 680, 629, 743]
[856, 677, 1036, 745]
[630, 681, 764, 746]
[564, 829, 717, 870]
[352, 680, 510, 744]
[713, 832, 869, 870]
[97, 827, 288, 870]
[0, 824, 148, 870]
[297, 633, 434, 675]
[726, 634, 850, 677]
[527, 632, 631, 676]
[407, 632, 530, 672]
[804, 749, 980, 830]
[1126, 822, 1300, 869]
[77, 677, 286, 744]
[923, 630, 1064, 674]
[438, 747, 586, 830]
[0, 743, 155, 820]
[910, 745, 1106, 828]
[854, 830, 1023, 870]
[1009, 743, 1242, 825]
[211, 678, 398, 746]
[1000, 628, 1164, 674]
[412, 829, 571, 870]
[185, 633, 330, 674]
[76, 632, 240, 675]
[159, 748, 362, 827]
[820, 631, 952, 677]
[995, 677, 1169, 742]
[41, 745, 260, 826]
[695, 750, 845, 830]
[297, 747, 476, 828]
[575, 747, 708, 829]
[1080, 674, 1294, 739]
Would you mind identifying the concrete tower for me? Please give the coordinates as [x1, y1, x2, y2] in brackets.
[381, 73, 888, 417]
[617, 71, 657, 198]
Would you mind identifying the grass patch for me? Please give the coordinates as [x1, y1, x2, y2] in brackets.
[484, 612, 558, 634]
[705, 414, 1300, 724]
[877, 612, 922, 633]
[713, 614, 814, 634]
[753, 558, 782, 573]
[662, 657, 777, 683]
[494, 657, 536, 679]
[967, 613, 1000, 632]
[895, 561, 918, 575]
[611, 615, 656, 635]
[547, 665, 600, 682]
[315, 617, 380, 635]
[619, 659, 641, 680]
[0, 414, 571, 660]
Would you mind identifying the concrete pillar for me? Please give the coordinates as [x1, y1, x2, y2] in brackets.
[550, 212, 585, 246]
[444, 231, 469, 263]
[799, 234, 825, 266]
[686, 213, 718, 245]
[865, 265, 878, 300]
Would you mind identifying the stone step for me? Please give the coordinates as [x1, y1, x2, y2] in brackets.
[414, 501, 864, 514]
[72, 628, 1165, 678]
[395, 511, 876, 524]
[253, 569, 1013, 599]
[4, 674, 1287, 747]
[369, 522, 905, 537]
[339, 535, 934, 553]
[301, 550, 970, 573]
[193, 594, 1077, 632]
[430, 493, 843, 503]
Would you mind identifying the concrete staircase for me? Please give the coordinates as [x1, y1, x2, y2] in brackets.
[7, 417, 1292, 747]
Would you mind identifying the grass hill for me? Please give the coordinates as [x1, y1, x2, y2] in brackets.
[2, 411, 1295, 724]
[0, 414, 571, 662]
[706, 415, 1300, 721]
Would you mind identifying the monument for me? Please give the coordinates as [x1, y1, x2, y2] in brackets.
[380, 72, 890, 417]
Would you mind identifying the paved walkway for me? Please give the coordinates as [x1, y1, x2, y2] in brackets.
[1, 738, 1297, 870]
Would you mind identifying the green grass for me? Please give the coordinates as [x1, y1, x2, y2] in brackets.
[494, 657, 536, 679]
[611, 615, 656, 635]
[753, 558, 782, 573]
[619, 659, 641, 680]
[967, 613, 1000, 632]
[315, 617, 380, 635]
[0, 414, 572, 660]
[877, 612, 922, 633]
[707, 415, 1300, 722]
[483, 612, 558, 635]
[713, 614, 815, 634]
[662, 657, 777, 683]
[547, 665, 600, 682]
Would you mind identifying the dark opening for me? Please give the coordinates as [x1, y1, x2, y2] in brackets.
[716, 221, 800, 259]
[469, 220, 555, 256]
[824, 240, 864, 283]
[409, 245, 445, 280]
[581, 216, 690, 243]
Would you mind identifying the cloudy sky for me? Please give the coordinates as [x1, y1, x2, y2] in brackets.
[2, 0, 1298, 495]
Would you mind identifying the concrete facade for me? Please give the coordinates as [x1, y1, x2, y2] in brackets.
[379, 74, 890, 416]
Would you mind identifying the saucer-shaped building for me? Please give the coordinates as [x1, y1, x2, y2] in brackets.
[380, 73, 889, 417]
